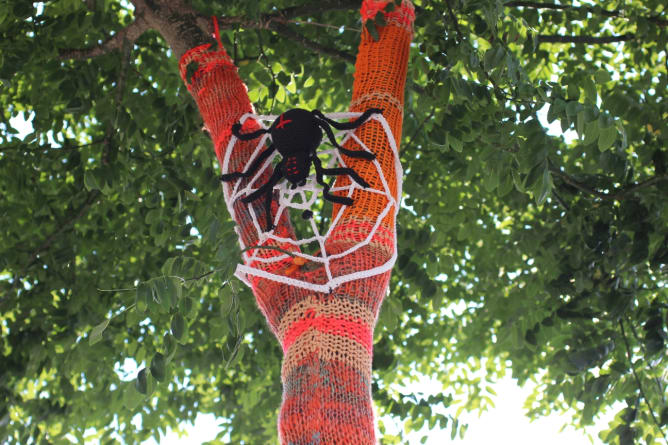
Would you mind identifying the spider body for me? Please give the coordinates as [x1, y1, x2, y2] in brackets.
[221, 107, 382, 231]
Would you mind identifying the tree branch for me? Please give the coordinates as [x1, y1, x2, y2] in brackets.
[549, 163, 668, 201]
[59, 17, 148, 60]
[619, 319, 668, 443]
[268, 23, 356, 63]
[506, 2, 668, 27]
[445, 0, 464, 43]
[537, 33, 636, 44]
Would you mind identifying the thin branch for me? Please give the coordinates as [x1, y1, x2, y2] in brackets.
[268, 23, 355, 63]
[445, 0, 464, 43]
[548, 163, 668, 201]
[403, 108, 436, 154]
[213, 0, 361, 30]
[506, 1, 570, 10]
[102, 37, 132, 165]
[627, 319, 667, 406]
[537, 33, 636, 44]
[256, 30, 278, 114]
[287, 20, 360, 33]
[0, 140, 102, 154]
[551, 189, 570, 211]
[59, 17, 148, 60]
[619, 320, 667, 442]
[506, 2, 668, 27]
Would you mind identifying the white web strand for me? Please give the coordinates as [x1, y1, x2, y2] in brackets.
[220, 112, 402, 293]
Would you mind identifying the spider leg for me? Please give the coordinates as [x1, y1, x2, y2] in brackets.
[241, 167, 283, 231]
[232, 122, 270, 141]
[313, 157, 354, 206]
[318, 164, 371, 189]
[315, 120, 376, 160]
[220, 144, 277, 182]
[312, 108, 382, 130]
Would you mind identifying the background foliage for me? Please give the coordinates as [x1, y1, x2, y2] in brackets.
[0, 0, 666, 444]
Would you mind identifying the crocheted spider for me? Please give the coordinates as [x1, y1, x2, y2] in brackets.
[221, 108, 382, 231]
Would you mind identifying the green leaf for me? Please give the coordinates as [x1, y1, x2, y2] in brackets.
[576, 111, 585, 139]
[598, 126, 617, 152]
[448, 134, 463, 152]
[535, 164, 553, 206]
[89, 318, 110, 346]
[83, 171, 100, 191]
[163, 333, 177, 362]
[150, 353, 166, 382]
[583, 120, 599, 145]
[374, 11, 386, 27]
[179, 296, 196, 319]
[583, 78, 597, 103]
[135, 368, 148, 394]
[136, 282, 151, 313]
[366, 20, 379, 41]
[171, 314, 187, 343]
[276, 71, 291, 86]
[122, 382, 145, 410]
[567, 83, 579, 101]
[629, 231, 649, 265]
[547, 99, 565, 123]
[594, 69, 611, 84]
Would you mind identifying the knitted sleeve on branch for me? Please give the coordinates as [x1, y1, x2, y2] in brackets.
[178, 41, 297, 279]
[325, 0, 414, 262]
[276, 2, 415, 444]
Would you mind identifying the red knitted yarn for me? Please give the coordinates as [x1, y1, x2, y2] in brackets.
[360, 0, 416, 27]
[179, 3, 414, 443]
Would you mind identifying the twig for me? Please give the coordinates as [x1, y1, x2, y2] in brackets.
[551, 189, 570, 211]
[102, 38, 132, 165]
[268, 23, 356, 64]
[548, 162, 668, 201]
[619, 319, 667, 442]
[59, 17, 148, 60]
[255, 30, 278, 114]
[627, 318, 667, 406]
[403, 108, 436, 154]
[537, 33, 636, 44]
[0, 140, 102, 154]
[505, 2, 668, 27]
[445, 0, 464, 42]
[288, 20, 359, 32]
[97, 287, 136, 292]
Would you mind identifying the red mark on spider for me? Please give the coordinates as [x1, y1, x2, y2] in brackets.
[275, 115, 292, 129]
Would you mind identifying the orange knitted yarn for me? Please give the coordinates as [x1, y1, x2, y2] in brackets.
[179, 42, 297, 278]
[179, 2, 413, 443]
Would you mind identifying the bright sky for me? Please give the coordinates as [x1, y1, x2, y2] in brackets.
[149, 374, 612, 445]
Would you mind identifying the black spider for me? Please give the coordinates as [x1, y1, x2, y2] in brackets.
[220, 108, 382, 232]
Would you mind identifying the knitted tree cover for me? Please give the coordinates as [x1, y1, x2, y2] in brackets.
[179, 1, 414, 443]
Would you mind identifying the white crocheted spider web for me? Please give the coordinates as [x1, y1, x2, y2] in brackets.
[221, 112, 401, 293]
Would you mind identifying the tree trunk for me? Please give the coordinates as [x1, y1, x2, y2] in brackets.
[176, 1, 414, 442]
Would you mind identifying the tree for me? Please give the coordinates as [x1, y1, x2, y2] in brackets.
[0, 0, 666, 444]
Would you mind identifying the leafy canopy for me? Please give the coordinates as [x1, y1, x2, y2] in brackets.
[0, 0, 666, 444]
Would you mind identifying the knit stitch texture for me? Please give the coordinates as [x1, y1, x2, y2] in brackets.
[179, 1, 414, 442]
